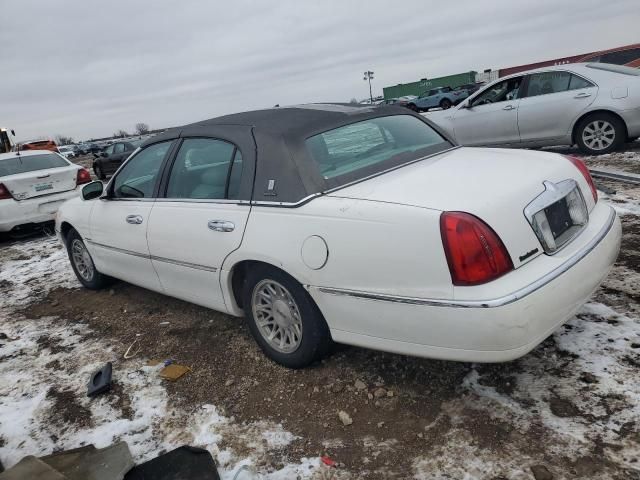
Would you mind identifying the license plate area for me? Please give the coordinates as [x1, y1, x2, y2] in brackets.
[34, 183, 53, 192]
[524, 179, 588, 254]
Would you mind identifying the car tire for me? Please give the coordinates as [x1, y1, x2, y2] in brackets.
[440, 99, 453, 110]
[94, 164, 106, 180]
[407, 103, 419, 112]
[576, 113, 625, 155]
[65, 229, 113, 290]
[242, 265, 332, 368]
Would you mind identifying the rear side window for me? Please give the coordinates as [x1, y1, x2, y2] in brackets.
[568, 74, 595, 90]
[526, 72, 572, 97]
[166, 138, 241, 200]
[0, 153, 68, 176]
[306, 115, 449, 183]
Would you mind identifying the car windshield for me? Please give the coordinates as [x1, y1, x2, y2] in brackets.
[305, 115, 451, 186]
[0, 153, 68, 176]
[585, 63, 640, 76]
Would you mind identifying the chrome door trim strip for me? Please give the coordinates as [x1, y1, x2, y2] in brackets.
[86, 239, 149, 259]
[86, 240, 217, 272]
[316, 207, 616, 309]
[150, 255, 218, 273]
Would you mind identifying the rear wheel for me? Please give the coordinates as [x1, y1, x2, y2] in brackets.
[66, 229, 113, 289]
[440, 98, 453, 110]
[576, 113, 624, 155]
[242, 265, 332, 368]
[94, 163, 106, 180]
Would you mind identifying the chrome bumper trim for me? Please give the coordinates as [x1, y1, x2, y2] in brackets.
[86, 240, 218, 273]
[317, 207, 617, 309]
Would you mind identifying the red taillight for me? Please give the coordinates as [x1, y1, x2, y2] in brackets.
[0, 183, 13, 200]
[564, 155, 597, 202]
[440, 212, 514, 286]
[76, 168, 92, 185]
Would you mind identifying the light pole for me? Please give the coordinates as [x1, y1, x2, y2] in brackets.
[363, 71, 374, 103]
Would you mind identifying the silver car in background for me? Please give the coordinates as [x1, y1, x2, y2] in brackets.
[427, 63, 640, 155]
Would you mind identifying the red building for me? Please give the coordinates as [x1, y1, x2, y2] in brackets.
[498, 43, 640, 77]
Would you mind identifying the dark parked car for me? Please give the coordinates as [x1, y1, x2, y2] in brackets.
[93, 141, 141, 179]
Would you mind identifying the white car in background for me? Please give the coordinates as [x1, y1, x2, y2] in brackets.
[58, 145, 76, 159]
[427, 63, 640, 155]
[0, 150, 92, 234]
[56, 105, 620, 368]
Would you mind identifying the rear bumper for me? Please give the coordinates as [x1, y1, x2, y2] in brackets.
[308, 205, 621, 362]
[0, 188, 81, 232]
[620, 106, 640, 138]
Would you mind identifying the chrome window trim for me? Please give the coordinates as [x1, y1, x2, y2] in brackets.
[314, 207, 616, 309]
[86, 240, 217, 272]
[156, 198, 251, 205]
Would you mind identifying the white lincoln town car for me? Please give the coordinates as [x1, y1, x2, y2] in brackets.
[55, 104, 621, 368]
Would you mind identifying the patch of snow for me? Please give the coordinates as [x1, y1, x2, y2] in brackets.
[0, 236, 78, 308]
[0, 238, 323, 479]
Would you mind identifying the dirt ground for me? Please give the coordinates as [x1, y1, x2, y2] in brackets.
[1, 149, 639, 479]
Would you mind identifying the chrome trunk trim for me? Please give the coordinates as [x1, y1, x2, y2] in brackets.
[315, 207, 616, 309]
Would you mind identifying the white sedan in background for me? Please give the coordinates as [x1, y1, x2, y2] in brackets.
[427, 63, 640, 155]
[0, 150, 92, 234]
[58, 145, 77, 159]
[56, 105, 620, 368]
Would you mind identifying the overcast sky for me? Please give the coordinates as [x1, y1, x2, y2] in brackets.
[1, 0, 638, 142]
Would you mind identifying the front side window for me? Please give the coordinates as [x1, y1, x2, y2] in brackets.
[472, 77, 523, 105]
[111, 141, 171, 199]
[306, 115, 450, 184]
[104, 145, 115, 155]
[166, 138, 241, 200]
[114, 143, 125, 154]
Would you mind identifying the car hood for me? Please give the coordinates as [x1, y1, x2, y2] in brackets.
[327, 146, 595, 268]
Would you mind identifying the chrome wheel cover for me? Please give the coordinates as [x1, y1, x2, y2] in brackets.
[582, 120, 615, 151]
[251, 279, 303, 354]
[71, 239, 95, 282]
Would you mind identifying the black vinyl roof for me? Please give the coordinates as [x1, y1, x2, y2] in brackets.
[185, 103, 391, 136]
[142, 104, 453, 204]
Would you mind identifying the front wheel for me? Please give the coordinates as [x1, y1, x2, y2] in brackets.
[242, 265, 332, 368]
[66, 229, 113, 289]
[407, 103, 419, 112]
[576, 113, 624, 155]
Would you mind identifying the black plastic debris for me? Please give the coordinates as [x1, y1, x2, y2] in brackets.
[124, 446, 220, 480]
[87, 362, 113, 397]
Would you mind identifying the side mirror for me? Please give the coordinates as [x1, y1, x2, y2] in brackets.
[10, 130, 15, 136]
[82, 181, 104, 201]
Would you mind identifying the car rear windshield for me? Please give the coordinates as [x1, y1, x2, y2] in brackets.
[0, 153, 68, 177]
[305, 115, 451, 187]
[585, 63, 640, 76]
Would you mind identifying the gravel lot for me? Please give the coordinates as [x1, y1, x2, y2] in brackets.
[0, 147, 639, 479]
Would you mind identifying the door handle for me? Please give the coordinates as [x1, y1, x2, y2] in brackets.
[502, 105, 515, 111]
[208, 220, 235, 232]
[126, 215, 143, 225]
[574, 92, 591, 99]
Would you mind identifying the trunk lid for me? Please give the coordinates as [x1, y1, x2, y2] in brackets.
[1, 165, 78, 200]
[327, 147, 594, 268]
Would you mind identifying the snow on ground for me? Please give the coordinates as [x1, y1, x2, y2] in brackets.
[0, 238, 326, 479]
